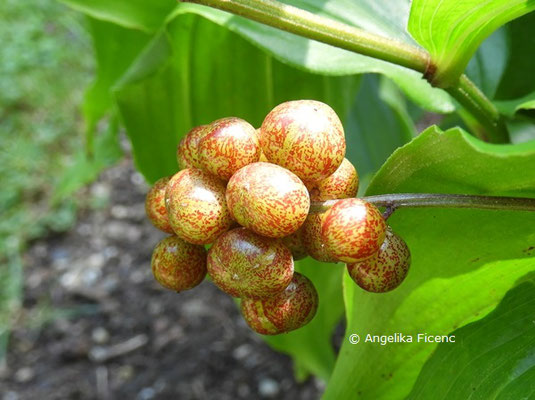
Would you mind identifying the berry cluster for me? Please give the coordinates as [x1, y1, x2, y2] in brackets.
[145, 100, 411, 335]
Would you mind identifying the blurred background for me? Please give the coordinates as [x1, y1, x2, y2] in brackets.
[0, 1, 324, 398]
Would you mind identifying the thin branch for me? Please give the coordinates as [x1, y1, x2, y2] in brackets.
[181, 0, 509, 143]
[310, 194, 535, 214]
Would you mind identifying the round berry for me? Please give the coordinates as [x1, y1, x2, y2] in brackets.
[260, 100, 345, 182]
[240, 272, 318, 335]
[151, 236, 207, 291]
[166, 168, 232, 245]
[145, 176, 173, 234]
[321, 198, 386, 263]
[198, 117, 260, 180]
[308, 158, 358, 201]
[176, 125, 209, 170]
[226, 162, 310, 238]
[207, 228, 294, 298]
[347, 229, 410, 293]
[281, 228, 307, 261]
[301, 213, 338, 263]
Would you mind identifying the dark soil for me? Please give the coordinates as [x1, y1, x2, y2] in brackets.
[1, 158, 322, 400]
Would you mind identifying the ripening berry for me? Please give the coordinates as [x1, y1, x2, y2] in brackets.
[260, 100, 345, 183]
[226, 162, 310, 238]
[308, 158, 358, 201]
[347, 229, 410, 293]
[199, 117, 260, 180]
[301, 212, 338, 263]
[151, 236, 207, 291]
[241, 272, 318, 335]
[207, 228, 294, 298]
[145, 176, 174, 234]
[176, 125, 209, 170]
[166, 168, 232, 245]
[281, 227, 307, 261]
[321, 198, 386, 263]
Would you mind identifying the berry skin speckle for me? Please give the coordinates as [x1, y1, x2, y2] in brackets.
[207, 228, 294, 299]
[176, 125, 209, 170]
[151, 236, 207, 292]
[240, 272, 318, 335]
[321, 198, 386, 263]
[260, 100, 345, 183]
[199, 117, 260, 180]
[166, 168, 233, 245]
[145, 176, 174, 234]
[226, 162, 310, 238]
[347, 228, 411, 293]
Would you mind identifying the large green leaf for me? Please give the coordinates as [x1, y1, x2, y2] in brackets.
[59, 0, 176, 32]
[407, 279, 535, 399]
[408, 0, 535, 88]
[62, 0, 454, 113]
[323, 126, 535, 399]
[495, 12, 535, 101]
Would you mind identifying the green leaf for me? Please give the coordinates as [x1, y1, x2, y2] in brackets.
[170, 2, 453, 113]
[408, 0, 535, 88]
[114, 15, 363, 182]
[495, 92, 535, 119]
[407, 279, 535, 399]
[495, 12, 535, 100]
[64, 0, 454, 113]
[58, 0, 176, 32]
[345, 75, 415, 187]
[323, 126, 535, 400]
[465, 28, 509, 99]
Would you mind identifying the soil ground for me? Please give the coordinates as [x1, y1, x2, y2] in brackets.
[1, 157, 322, 400]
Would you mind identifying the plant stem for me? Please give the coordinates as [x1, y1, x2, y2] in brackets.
[183, 0, 429, 72]
[310, 194, 535, 214]
[181, 0, 509, 143]
[446, 76, 509, 143]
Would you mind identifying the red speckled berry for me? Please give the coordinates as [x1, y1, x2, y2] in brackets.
[240, 272, 318, 335]
[151, 236, 207, 291]
[347, 228, 410, 293]
[198, 117, 260, 180]
[226, 162, 310, 238]
[321, 198, 386, 263]
[281, 227, 307, 261]
[166, 168, 233, 245]
[308, 158, 359, 201]
[260, 100, 345, 183]
[176, 125, 209, 170]
[145, 176, 173, 234]
[207, 228, 294, 298]
[301, 212, 338, 263]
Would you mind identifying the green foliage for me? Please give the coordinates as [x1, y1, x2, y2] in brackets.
[407, 279, 535, 399]
[408, 0, 535, 88]
[323, 126, 535, 399]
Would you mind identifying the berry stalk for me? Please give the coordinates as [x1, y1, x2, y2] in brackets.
[310, 193, 535, 215]
[181, 0, 509, 143]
